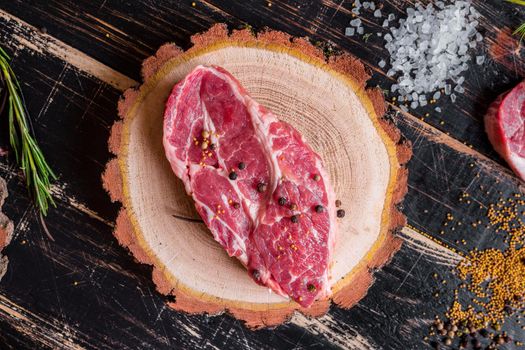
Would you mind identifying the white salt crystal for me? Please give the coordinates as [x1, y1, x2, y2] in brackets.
[388, 13, 395, 21]
[363, 1, 370, 9]
[352, 7, 360, 14]
[379, 60, 386, 68]
[476, 55, 485, 65]
[451, 94, 457, 103]
[476, 32, 483, 42]
[433, 91, 441, 100]
[374, 9, 382, 18]
[411, 101, 419, 109]
[345, 27, 356, 36]
[435, 107, 442, 112]
[357, 26, 364, 34]
[370, 2, 375, 10]
[350, 18, 362, 27]
[383, 20, 390, 28]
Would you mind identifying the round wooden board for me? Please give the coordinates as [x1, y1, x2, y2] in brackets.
[103, 24, 411, 328]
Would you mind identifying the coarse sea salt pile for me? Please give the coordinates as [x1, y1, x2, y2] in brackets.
[384, 1, 483, 111]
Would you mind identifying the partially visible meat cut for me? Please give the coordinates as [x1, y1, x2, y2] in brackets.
[485, 81, 525, 181]
[163, 65, 336, 307]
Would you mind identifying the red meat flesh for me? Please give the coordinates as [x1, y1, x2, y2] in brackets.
[163, 65, 336, 307]
[485, 81, 525, 181]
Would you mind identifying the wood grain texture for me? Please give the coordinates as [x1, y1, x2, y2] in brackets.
[0, 0, 523, 349]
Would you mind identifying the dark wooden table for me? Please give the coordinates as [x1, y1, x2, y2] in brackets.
[0, 1, 524, 349]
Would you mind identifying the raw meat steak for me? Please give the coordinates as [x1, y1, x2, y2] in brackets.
[163, 65, 336, 307]
[485, 81, 525, 181]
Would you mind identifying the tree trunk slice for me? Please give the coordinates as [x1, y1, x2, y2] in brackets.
[102, 24, 412, 328]
[0, 177, 14, 281]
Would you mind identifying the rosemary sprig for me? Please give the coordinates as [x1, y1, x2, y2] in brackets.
[507, 0, 525, 38]
[0, 47, 56, 215]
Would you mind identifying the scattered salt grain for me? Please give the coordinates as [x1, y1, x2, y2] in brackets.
[476, 55, 485, 65]
[379, 60, 386, 68]
[374, 9, 382, 18]
[357, 26, 364, 35]
[382, 1, 482, 108]
[345, 27, 356, 36]
[350, 18, 362, 27]
[451, 94, 457, 103]
[435, 107, 442, 113]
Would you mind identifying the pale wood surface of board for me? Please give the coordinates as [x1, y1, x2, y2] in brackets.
[0, 1, 524, 349]
[103, 27, 409, 327]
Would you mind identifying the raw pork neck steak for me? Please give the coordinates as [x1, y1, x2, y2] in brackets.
[485, 81, 525, 181]
[163, 65, 336, 307]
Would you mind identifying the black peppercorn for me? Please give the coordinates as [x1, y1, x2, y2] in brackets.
[238, 162, 246, 170]
[313, 174, 321, 181]
[473, 339, 482, 349]
[315, 205, 324, 213]
[337, 209, 346, 218]
[496, 336, 505, 345]
[233, 202, 240, 209]
[307, 284, 316, 292]
[278, 197, 287, 206]
[335, 199, 342, 207]
[252, 270, 260, 280]
[257, 183, 267, 193]
[291, 215, 298, 223]
[209, 143, 216, 150]
[229, 171, 238, 180]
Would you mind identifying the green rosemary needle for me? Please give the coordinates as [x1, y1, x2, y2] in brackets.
[507, 0, 525, 38]
[0, 47, 56, 215]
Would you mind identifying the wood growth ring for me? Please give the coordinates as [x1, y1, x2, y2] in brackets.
[102, 24, 412, 328]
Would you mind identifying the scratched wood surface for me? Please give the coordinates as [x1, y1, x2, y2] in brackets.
[0, 1, 524, 349]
